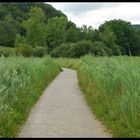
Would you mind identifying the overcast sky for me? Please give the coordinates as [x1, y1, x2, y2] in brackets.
[46, 2, 140, 29]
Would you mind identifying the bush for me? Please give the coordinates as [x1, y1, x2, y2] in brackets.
[15, 34, 27, 48]
[51, 43, 74, 58]
[14, 44, 34, 57]
[51, 40, 95, 58]
[92, 41, 112, 56]
[70, 40, 94, 58]
[51, 40, 113, 58]
[33, 46, 48, 57]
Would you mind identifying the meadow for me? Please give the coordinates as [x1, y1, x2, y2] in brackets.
[1, 3, 140, 138]
[0, 56, 60, 137]
[0, 55, 140, 137]
[55, 55, 140, 137]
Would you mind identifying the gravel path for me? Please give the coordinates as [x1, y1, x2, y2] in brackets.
[18, 68, 112, 138]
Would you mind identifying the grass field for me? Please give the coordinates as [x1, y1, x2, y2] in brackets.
[0, 56, 60, 137]
[55, 55, 140, 137]
[0, 55, 140, 137]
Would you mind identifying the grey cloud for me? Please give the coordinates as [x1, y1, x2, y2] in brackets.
[61, 3, 120, 15]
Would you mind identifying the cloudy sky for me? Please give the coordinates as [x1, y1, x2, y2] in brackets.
[46, 2, 140, 29]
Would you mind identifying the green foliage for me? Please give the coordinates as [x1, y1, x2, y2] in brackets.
[15, 34, 27, 48]
[51, 42, 74, 58]
[92, 41, 112, 56]
[46, 16, 68, 52]
[15, 45, 48, 57]
[51, 40, 112, 58]
[51, 40, 95, 58]
[70, 40, 94, 58]
[80, 25, 96, 41]
[0, 3, 140, 56]
[66, 22, 79, 43]
[0, 15, 18, 47]
[33, 46, 48, 57]
[22, 7, 46, 47]
[92, 29, 100, 42]
[99, 25, 120, 55]
[0, 56, 60, 137]
[134, 30, 140, 55]
[50, 19, 140, 57]
[99, 19, 139, 55]
[14, 44, 34, 57]
[0, 2, 66, 46]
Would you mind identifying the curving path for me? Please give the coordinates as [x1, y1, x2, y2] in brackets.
[18, 68, 112, 138]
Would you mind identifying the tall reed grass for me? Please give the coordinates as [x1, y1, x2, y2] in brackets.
[0, 56, 60, 137]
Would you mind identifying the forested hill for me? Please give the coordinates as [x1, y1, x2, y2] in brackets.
[0, 3, 140, 56]
[0, 2, 66, 20]
[0, 2, 66, 47]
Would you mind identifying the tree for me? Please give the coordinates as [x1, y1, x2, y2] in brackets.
[77, 25, 99, 42]
[99, 25, 120, 55]
[22, 7, 46, 48]
[70, 40, 94, 58]
[99, 19, 139, 55]
[91, 29, 100, 42]
[79, 25, 89, 40]
[134, 29, 140, 55]
[66, 21, 79, 43]
[46, 16, 68, 52]
[0, 4, 8, 20]
[0, 15, 18, 47]
[84, 26, 95, 41]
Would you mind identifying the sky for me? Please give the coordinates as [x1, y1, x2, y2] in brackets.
[46, 2, 140, 29]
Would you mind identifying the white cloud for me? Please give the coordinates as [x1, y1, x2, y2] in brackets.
[46, 2, 140, 29]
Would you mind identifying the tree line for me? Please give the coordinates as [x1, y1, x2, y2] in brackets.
[0, 2, 140, 57]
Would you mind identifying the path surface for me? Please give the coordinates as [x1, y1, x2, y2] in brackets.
[18, 68, 112, 138]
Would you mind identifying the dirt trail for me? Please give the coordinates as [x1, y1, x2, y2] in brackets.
[18, 68, 112, 138]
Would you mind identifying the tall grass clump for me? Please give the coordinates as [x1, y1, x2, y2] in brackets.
[78, 55, 140, 137]
[54, 57, 81, 70]
[0, 56, 60, 137]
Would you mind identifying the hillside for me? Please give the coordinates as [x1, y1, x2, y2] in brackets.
[0, 2, 66, 47]
[0, 2, 66, 22]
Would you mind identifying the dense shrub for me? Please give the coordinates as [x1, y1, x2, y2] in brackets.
[51, 40, 113, 58]
[51, 40, 94, 58]
[92, 41, 112, 56]
[33, 46, 48, 57]
[14, 44, 34, 57]
[51, 42, 74, 57]
[70, 40, 94, 58]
